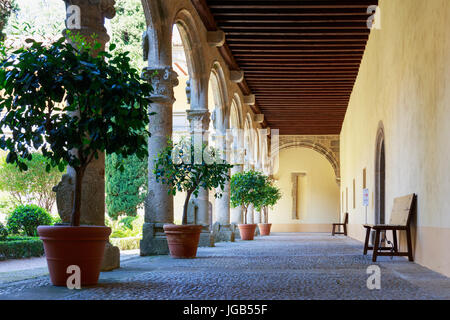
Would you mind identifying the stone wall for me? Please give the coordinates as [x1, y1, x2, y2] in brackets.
[341, 0, 450, 277]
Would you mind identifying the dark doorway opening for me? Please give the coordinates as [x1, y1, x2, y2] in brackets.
[375, 128, 386, 225]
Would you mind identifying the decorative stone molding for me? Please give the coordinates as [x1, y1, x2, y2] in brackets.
[278, 135, 340, 185]
[63, 0, 116, 44]
[244, 94, 256, 106]
[207, 29, 225, 47]
[142, 67, 179, 103]
[185, 79, 191, 104]
[230, 70, 244, 83]
[253, 114, 264, 124]
[186, 109, 211, 132]
[291, 172, 306, 220]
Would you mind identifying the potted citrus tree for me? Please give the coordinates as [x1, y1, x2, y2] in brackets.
[230, 170, 267, 240]
[154, 138, 232, 258]
[0, 36, 152, 286]
[256, 181, 282, 236]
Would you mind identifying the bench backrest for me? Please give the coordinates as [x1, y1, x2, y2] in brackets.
[389, 194, 416, 226]
[343, 212, 349, 224]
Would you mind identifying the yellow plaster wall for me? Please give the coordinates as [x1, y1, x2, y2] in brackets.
[340, 0, 450, 276]
[270, 147, 340, 229]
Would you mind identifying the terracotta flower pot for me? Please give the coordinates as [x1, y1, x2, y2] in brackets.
[238, 224, 257, 240]
[37, 225, 111, 286]
[258, 223, 272, 236]
[163, 224, 203, 259]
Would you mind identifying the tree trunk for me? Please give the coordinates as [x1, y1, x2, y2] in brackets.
[70, 167, 85, 226]
[182, 190, 194, 225]
[243, 206, 248, 225]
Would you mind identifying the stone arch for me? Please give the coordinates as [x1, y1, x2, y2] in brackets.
[230, 94, 243, 129]
[243, 114, 253, 169]
[374, 121, 386, 225]
[209, 61, 229, 132]
[253, 126, 261, 168]
[173, 9, 207, 110]
[277, 139, 340, 185]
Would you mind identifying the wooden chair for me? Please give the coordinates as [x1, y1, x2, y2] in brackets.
[332, 212, 348, 236]
[363, 194, 416, 262]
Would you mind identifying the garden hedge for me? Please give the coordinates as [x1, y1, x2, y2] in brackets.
[0, 236, 44, 260]
[110, 236, 140, 251]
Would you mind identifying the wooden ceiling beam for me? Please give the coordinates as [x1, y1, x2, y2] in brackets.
[196, 0, 378, 134]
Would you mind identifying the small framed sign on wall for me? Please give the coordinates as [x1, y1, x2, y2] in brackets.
[363, 188, 369, 207]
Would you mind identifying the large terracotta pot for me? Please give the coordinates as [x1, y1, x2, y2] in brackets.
[258, 223, 272, 236]
[37, 225, 111, 286]
[238, 224, 257, 240]
[163, 224, 203, 259]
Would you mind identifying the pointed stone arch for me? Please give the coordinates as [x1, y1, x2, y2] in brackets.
[374, 121, 386, 225]
[277, 136, 341, 185]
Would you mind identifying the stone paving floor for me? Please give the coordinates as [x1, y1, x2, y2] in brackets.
[0, 233, 449, 300]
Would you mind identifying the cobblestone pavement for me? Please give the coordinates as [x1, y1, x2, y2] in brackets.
[0, 233, 449, 300]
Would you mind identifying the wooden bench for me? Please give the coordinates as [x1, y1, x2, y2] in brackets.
[332, 212, 348, 236]
[363, 194, 416, 262]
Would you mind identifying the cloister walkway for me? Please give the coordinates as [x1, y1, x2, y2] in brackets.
[0, 233, 449, 300]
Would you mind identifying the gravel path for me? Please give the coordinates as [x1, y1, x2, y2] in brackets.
[0, 233, 449, 300]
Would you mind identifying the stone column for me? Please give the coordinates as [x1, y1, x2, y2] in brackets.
[140, 66, 179, 256]
[54, 0, 119, 271]
[139, 3, 179, 255]
[230, 164, 243, 224]
[212, 131, 234, 242]
[254, 159, 263, 225]
[186, 109, 214, 247]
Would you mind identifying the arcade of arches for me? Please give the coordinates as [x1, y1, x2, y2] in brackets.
[3, 0, 450, 285]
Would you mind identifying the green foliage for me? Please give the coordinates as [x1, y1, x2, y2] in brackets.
[6, 204, 52, 236]
[230, 170, 268, 224]
[109, 0, 146, 71]
[0, 0, 17, 39]
[257, 180, 282, 223]
[119, 216, 138, 230]
[154, 138, 233, 225]
[0, 222, 8, 240]
[0, 196, 14, 216]
[4, 0, 64, 39]
[255, 181, 282, 212]
[106, 153, 148, 220]
[110, 236, 140, 251]
[106, 214, 143, 238]
[0, 153, 65, 211]
[0, 34, 152, 226]
[105, 1, 149, 217]
[0, 236, 44, 260]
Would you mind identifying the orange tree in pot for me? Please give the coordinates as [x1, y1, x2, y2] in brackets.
[256, 180, 282, 236]
[0, 35, 152, 286]
[230, 170, 268, 240]
[154, 138, 232, 258]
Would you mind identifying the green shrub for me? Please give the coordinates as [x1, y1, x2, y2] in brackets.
[0, 153, 65, 212]
[0, 236, 44, 260]
[110, 237, 140, 251]
[106, 153, 147, 220]
[107, 214, 143, 239]
[7, 205, 53, 236]
[0, 222, 8, 240]
[120, 216, 138, 230]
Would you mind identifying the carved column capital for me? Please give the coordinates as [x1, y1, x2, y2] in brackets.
[63, 0, 116, 45]
[142, 67, 179, 104]
[186, 109, 210, 133]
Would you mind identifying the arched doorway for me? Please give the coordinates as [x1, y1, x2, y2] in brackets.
[374, 123, 386, 225]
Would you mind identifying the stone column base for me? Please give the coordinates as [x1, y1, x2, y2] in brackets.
[212, 222, 236, 243]
[101, 242, 120, 271]
[140, 222, 170, 255]
[255, 225, 260, 237]
[198, 229, 215, 247]
[231, 223, 241, 240]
